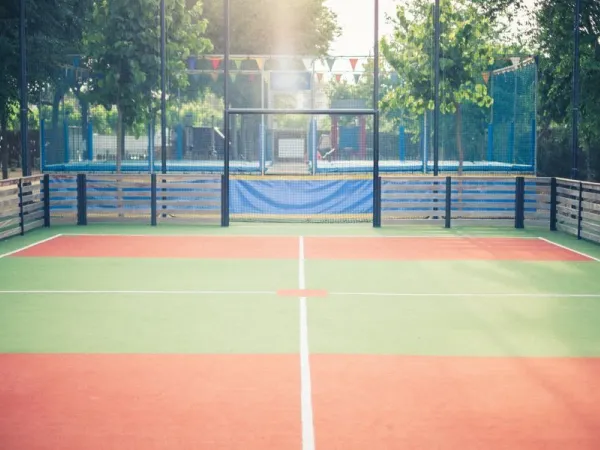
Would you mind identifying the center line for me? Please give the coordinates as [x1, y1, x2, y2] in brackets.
[299, 236, 315, 450]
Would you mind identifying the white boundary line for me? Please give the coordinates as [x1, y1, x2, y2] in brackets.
[59, 232, 541, 239]
[0, 234, 63, 259]
[330, 292, 600, 298]
[0, 290, 276, 295]
[299, 236, 315, 450]
[537, 237, 600, 262]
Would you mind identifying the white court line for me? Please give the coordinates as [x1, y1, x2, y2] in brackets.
[538, 237, 600, 262]
[0, 234, 63, 259]
[0, 290, 276, 295]
[330, 292, 600, 298]
[59, 232, 543, 241]
[299, 236, 315, 450]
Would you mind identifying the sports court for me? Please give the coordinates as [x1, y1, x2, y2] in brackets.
[1, 224, 599, 449]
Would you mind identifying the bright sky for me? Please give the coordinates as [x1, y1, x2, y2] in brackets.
[326, 0, 397, 56]
[326, 0, 537, 56]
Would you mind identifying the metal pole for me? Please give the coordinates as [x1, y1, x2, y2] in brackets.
[222, 0, 230, 226]
[571, 0, 581, 180]
[160, 0, 167, 174]
[373, 0, 381, 227]
[433, 0, 440, 177]
[20, 0, 29, 176]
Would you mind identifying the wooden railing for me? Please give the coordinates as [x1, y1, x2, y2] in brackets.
[0, 174, 599, 245]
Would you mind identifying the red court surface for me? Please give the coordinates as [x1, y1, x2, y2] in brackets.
[11, 235, 299, 259]
[0, 354, 300, 450]
[10, 235, 593, 261]
[304, 237, 593, 261]
[311, 355, 600, 450]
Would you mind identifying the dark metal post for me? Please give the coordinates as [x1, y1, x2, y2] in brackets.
[514, 176, 525, 229]
[77, 174, 87, 226]
[549, 177, 557, 231]
[150, 173, 157, 226]
[433, 0, 440, 176]
[43, 174, 50, 227]
[445, 176, 452, 228]
[18, 179, 25, 235]
[160, 0, 167, 174]
[571, 0, 581, 180]
[373, 0, 381, 227]
[222, 0, 230, 227]
[577, 182, 583, 239]
[19, 0, 29, 177]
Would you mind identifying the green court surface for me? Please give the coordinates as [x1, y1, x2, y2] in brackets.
[1, 223, 600, 449]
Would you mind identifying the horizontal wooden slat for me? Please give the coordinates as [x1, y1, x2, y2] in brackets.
[451, 211, 515, 218]
[157, 200, 221, 207]
[22, 202, 44, 214]
[88, 199, 151, 206]
[157, 182, 221, 190]
[23, 219, 44, 233]
[0, 216, 20, 229]
[155, 191, 220, 199]
[0, 226, 21, 240]
[452, 202, 516, 209]
[0, 206, 21, 220]
[557, 197, 579, 208]
[156, 209, 219, 216]
[382, 202, 445, 209]
[23, 209, 46, 223]
[50, 199, 78, 207]
[0, 187, 19, 198]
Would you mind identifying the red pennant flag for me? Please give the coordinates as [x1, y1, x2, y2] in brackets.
[335, 74, 342, 83]
[316, 73, 324, 82]
[208, 58, 222, 70]
[349, 58, 359, 71]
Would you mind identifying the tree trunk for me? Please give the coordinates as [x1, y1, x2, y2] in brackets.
[1, 109, 8, 179]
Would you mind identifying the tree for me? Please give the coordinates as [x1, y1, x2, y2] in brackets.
[381, 0, 495, 174]
[535, 0, 600, 180]
[84, 0, 212, 171]
[0, 0, 91, 177]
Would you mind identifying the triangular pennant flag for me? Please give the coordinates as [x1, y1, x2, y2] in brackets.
[249, 74, 256, 82]
[230, 73, 237, 83]
[335, 74, 342, 83]
[232, 59, 242, 70]
[354, 74, 361, 84]
[482, 72, 490, 84]
[316, 73, 324, 83]
[326, 57, 336, 71]
[510, 57, 521, 66]
[210, 72, 219, 82]
[302, 58, 314, 71]
[349, 58, 359, 71]
[187, 56, 197, 70]
[209, 57, 222, 70]
[255, 58, 266, 71]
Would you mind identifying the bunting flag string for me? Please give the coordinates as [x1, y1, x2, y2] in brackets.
[349, 58, 359, 71]
[208, 57, 222, 70]
[326, 57, 336, 71]
[255, 57, 266, 71]
[302, 58, 314, 71]
[354, 74, 362, 84]
[482, 72, 490, 84]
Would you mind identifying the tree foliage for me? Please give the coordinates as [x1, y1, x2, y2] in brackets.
[381, 0, 495, 172]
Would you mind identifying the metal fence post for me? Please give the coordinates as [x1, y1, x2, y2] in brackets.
[445, 176, 452, 228]
[577, 182, 583, 240]
[550, 177, 557, 231]
[515, 176, 525, 229]
[77, 173, 87, 226]
[151, 173, 157, 226]
[43, 174, 50, 227]
[18, 178, 24, 236]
